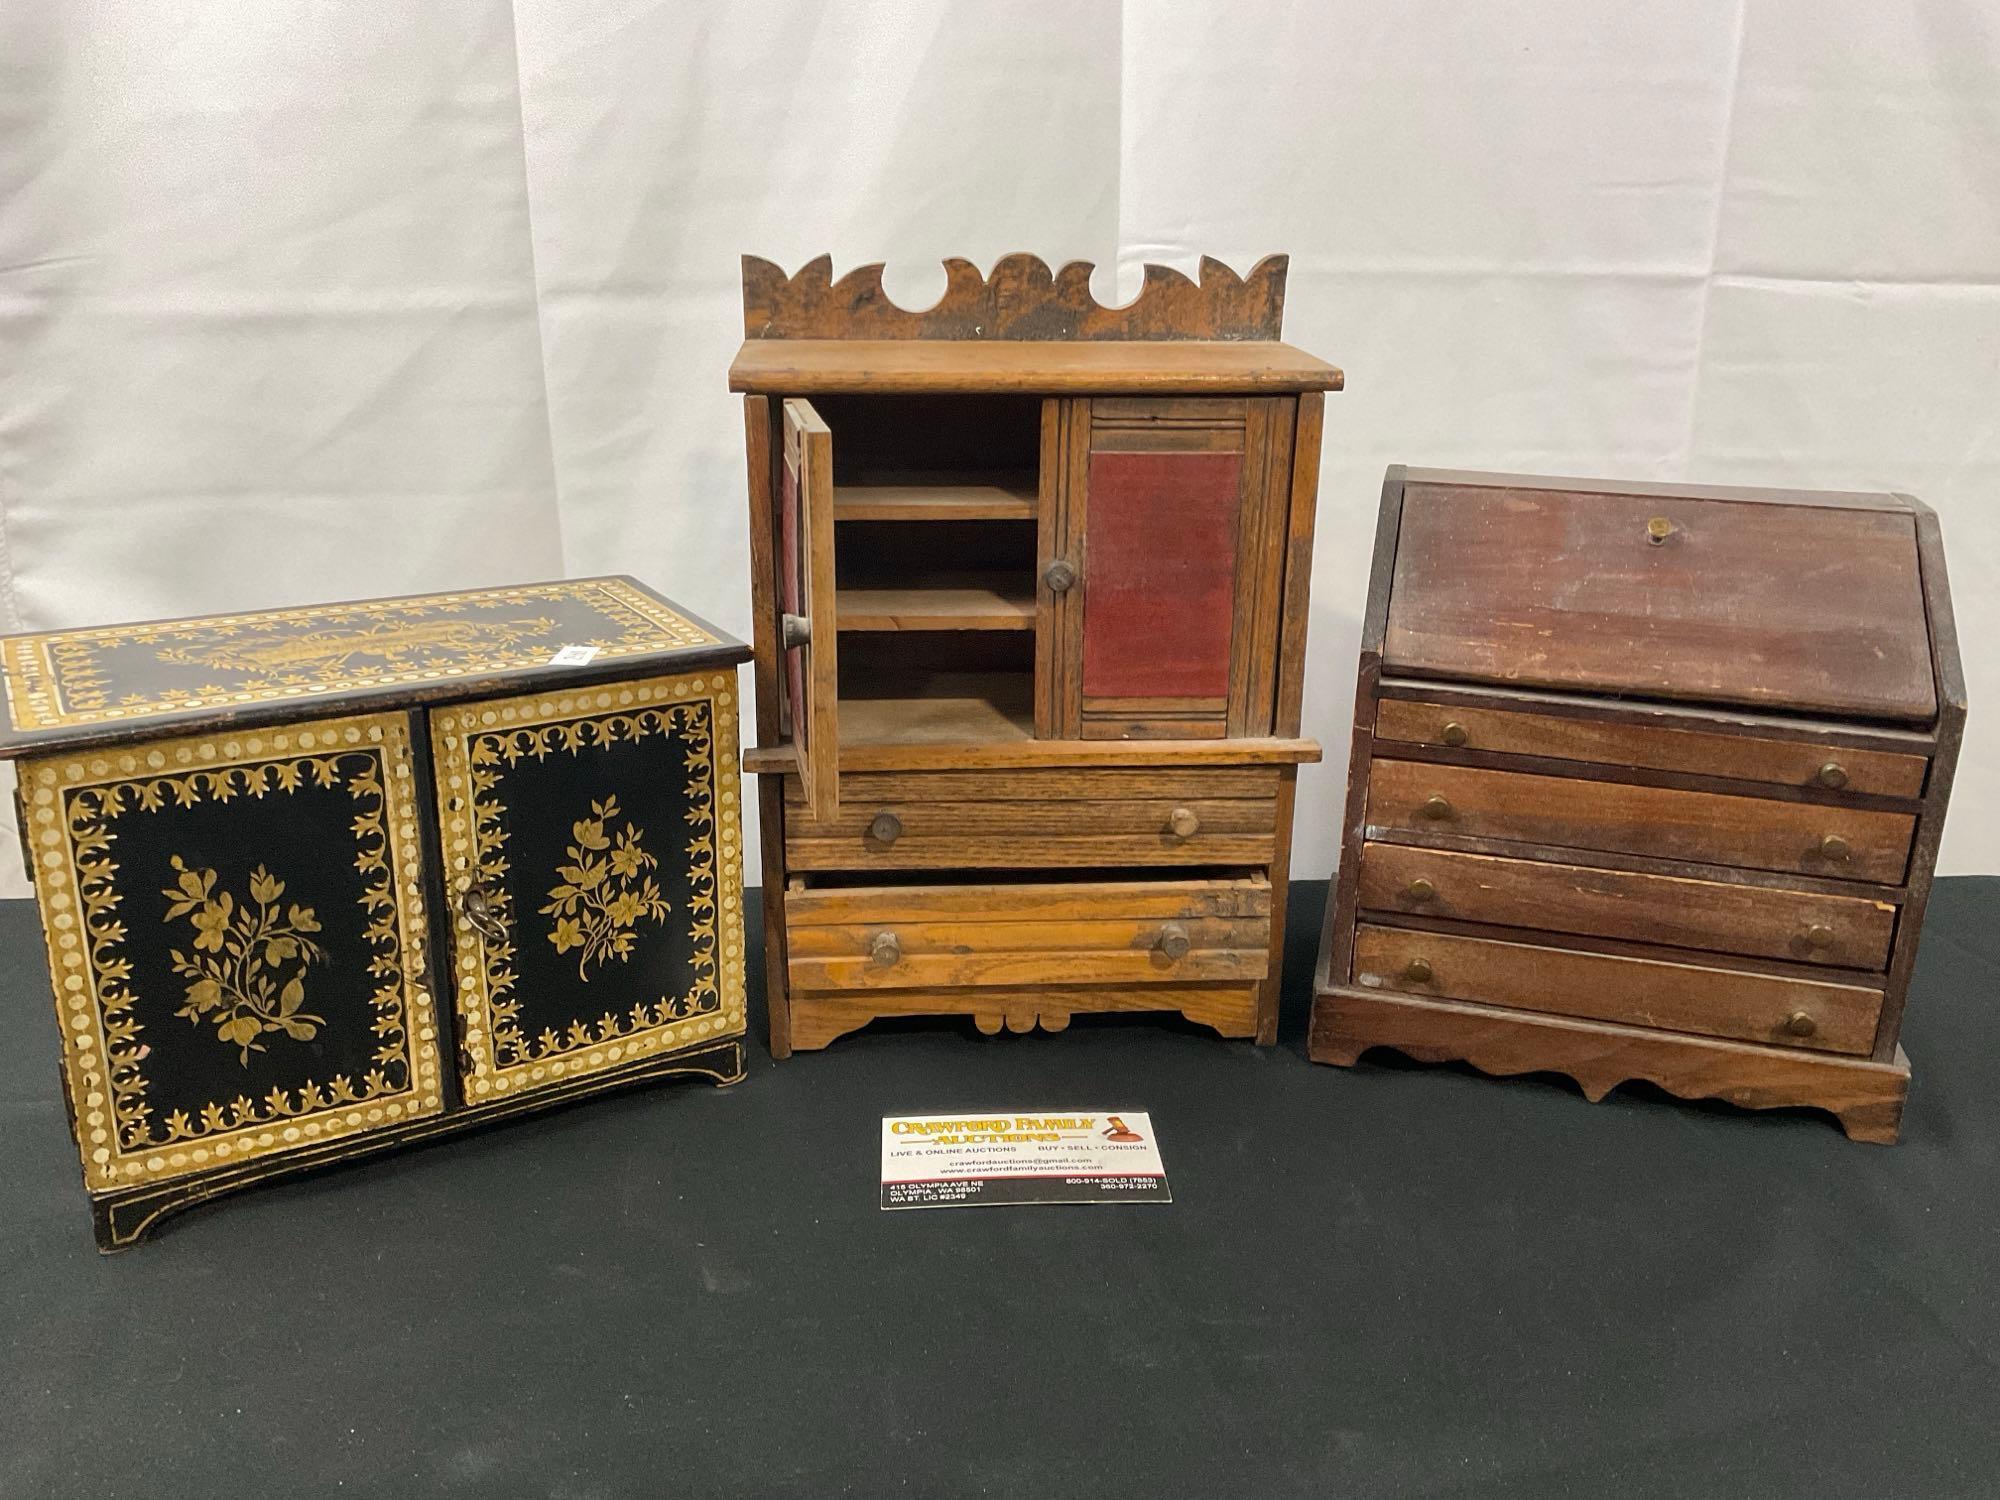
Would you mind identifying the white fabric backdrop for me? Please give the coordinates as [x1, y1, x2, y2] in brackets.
[4, 1, 1997, 900]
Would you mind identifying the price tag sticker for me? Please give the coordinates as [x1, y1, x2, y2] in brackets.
[546, 644, 601, 667]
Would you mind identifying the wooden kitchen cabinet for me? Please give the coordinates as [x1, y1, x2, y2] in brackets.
[732, 253, 1341, 1052]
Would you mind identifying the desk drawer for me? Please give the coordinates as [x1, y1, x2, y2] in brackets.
[785, 875, 1271, 991]
[1375, 698, 1927, 798]
[1352, 924, 1884, 1056]
[784, 767, 1281, 871]
[1365, 759, 1914, 885]
[1357, 843, 1897, 970]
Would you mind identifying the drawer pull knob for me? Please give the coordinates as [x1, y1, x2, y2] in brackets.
[1784, 1010, 1818, 1039]
[1421, 795, 1454, 821]
[781, 612, 812, 649]
[1405, 878, 1436, 903]
[1403, 957, 1434, 984]
[1818, 833, 1851, 862]
[1166, 806, 1200, 839]
[1440, 721, 1469, 747]
[1646, 515, 1674, 544]
[867, 810, 903, 846]
[1042, 559, 1077, 594]
[869, 931, 901, 968]
[1817, 762, 1849, 790]
[1156, 923, 1192, 961]
[1803, 923, 1836, 950]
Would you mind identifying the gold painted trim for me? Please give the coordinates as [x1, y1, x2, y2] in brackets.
[430, 670, 746, 1103]
[23, 712, 444, 1191]
[1, 578, 715, 733]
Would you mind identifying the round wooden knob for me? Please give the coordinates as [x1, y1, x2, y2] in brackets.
[1817, 762, 1849, 790]
[1167, 806, 1200, 839]
[1043, 559, 1077, 594]
[1440, 721, 1469, 748]
[1421, 795, 1453, 821]
[1803, 923, 1835, 950]
[1646, 516, 1674, 544]
[1819, 833, 1851, 862]
[1156, 923, 1191, 961]
[1403, 957, 1434, 984]
[1405, 878, 1436, 903]
[869, 930, 901, 968]
[867, 810, 903, 846]
[1784, 1010, 1817, 1038]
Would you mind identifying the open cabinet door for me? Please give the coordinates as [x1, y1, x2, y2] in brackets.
[780, 398, 839, 819]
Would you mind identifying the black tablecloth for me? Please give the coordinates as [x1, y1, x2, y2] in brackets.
[5, 879, 1998, 1497]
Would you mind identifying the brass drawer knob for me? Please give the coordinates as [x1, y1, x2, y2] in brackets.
[1783, 1010, 1817, 1039]
[1646, 515, 1674, 544]
[869, 930, 902, 968]
[1156, 923, 1191, 961]
[781, 612, 812, 649]
[1405, 878, 1436, 903]
[1816, 762, 1849, 790]
[1440, 721, 1469, 748]
[867, 810, 903, 846]
[1403, 957, 1434, 984]
[1802, 923, 1835, 951]
[1421, 795, 1454, 821]
[1818, 833, 1851, 862]
[1043, 559, 1077, 594]
[1166, 806, 1200, 839]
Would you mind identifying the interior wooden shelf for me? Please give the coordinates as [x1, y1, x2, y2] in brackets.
[833, 473, 1037, 522]
[836, 577, 1034, 632]
[839, 674, 1034, 745]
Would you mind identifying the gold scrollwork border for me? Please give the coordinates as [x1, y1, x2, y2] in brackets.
[22, 713, 444, 1192]
[2, 577, 716, 733]
[429, 670, 746, 1103]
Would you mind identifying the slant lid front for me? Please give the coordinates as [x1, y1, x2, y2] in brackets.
[1382, 479, 1938, 723]
[0, 576, 743, 756]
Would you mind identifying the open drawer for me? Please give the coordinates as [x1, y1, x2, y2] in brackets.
[784, 874, 1271, 991]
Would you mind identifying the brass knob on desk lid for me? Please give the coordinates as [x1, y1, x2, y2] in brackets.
[1817, 762, 1849, 790]
[869, 930, 902, 968]
[1167, 806, 1200, 839]
[1440, 721, 1469, 748]
[1784, 1010, 1818, 1039]
[1405, 878, 1436, 903]
[1403, 957, 1434, 984]
[1802, 923, 1835, 951]
[1421, 795, 1454, 821]
[1646, 516, 1675, 544]
[867, 810, 903, 846]
[781, 613, 812, 649]
[1819, 833, 1851, 862]
[1043, 559, 1077, 594]
[1156, 923, 1192, 961]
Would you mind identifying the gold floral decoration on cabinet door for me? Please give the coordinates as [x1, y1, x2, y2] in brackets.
[163, 859, 327, 1062]
[430, 670, 746, 1103]
[542, 795, 671, 980]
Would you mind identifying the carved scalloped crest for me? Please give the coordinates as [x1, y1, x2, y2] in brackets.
[741, 253, 1288, 341]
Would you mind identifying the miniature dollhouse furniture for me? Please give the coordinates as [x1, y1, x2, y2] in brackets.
[1, 577, 749, 1247]
[731, 253, 1340, 1053]
[1309, 468, 1965, 1143]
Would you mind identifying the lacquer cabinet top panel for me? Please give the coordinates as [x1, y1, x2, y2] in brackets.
[0, 575, 748, 757]
[1380, 472, 1941, 724]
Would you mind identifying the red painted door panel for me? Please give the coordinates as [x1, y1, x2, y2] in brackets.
[1080, 450, 1243, 700]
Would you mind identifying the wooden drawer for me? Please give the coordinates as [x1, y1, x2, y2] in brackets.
[1375, 698, 1927, 798]
[1366, 759, 1915, 885]
[1356, 843, 1897, 970]
[784, 767, 1281, 870]
[1352, 924, 1884, 1056]
[786, 876, 1271, 991]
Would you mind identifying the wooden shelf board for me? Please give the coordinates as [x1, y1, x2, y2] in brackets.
[833, 476, 1037, 522]
[836, 580, 1034, 632]
[840, 677, 1034, 745]
[730, 339, 1344, 395]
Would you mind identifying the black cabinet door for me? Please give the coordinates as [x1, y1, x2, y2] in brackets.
[429, 668, 747, 1104]
[24, 712, 445, 1193]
